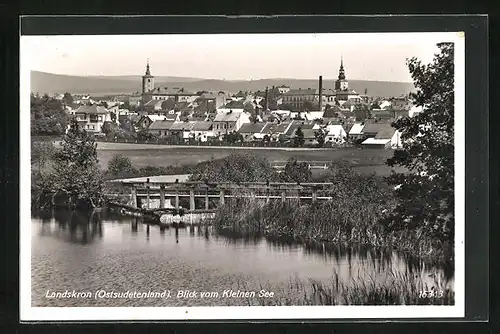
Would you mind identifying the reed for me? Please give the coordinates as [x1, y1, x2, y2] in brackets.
[244, 270, 454, 306]
[213, 197, 449, 263]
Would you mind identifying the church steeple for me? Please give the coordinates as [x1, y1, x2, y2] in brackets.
[145, 59, 151, 76]
[338, 55, 346, 80]
[142, 58, 155, 94]
[335, 55, 348, 91]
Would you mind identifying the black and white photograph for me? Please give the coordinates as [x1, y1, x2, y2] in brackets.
[20, 27, 465, 320]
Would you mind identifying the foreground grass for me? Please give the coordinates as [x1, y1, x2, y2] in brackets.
[237, 270, 454, 306]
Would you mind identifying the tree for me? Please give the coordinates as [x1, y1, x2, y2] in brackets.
[162, 98, 176, 111]
[48, 119, 104, 209]
[384, 42, 454, 247]
[280, 158, 312, 183]
[62, 92, 74, 106]
[31, 139, 55, 173]
[353, 104, 370, 121]
[30, 94, 69, 135]
[223, 132, 243, 144]
[243, 102, 255, 114]
[121, 100, 131, 110]
[293, 127, 305, 147]
[314, 125, 327, 148]
[107, 154, 136, 175]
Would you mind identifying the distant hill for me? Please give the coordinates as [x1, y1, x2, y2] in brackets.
[30, 71, 416, 98]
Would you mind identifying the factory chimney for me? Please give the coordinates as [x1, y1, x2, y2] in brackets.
[318, 76, 323, 111]
[265, 86, 269, 110]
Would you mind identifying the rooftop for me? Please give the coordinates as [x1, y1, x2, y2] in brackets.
[239, 123, 267, 133]
[284, 88, 317, 96]
[349, 123, 365, 135]
[374, 126, 397, 139]
[74, 105, 108, 114]
[213, 109, 246, 122]
[146, 87, 195, 96]
[149, 120, 175, 130]
[170, 121, 196, 131]
[191, 121, 213, 131]
[362, 123, 395, 137]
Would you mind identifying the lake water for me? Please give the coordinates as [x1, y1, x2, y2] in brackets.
[31, 210, 454, 307]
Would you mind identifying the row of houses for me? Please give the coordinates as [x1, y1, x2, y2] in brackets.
[142, 108, 403, 149]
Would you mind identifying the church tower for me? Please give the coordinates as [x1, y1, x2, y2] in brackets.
[335, 56, 349, 91]
[141, 59, 155, 94]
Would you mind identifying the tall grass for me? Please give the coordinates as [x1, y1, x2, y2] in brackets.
[235, 270, 454, 306]
[213, 197, 448, 263]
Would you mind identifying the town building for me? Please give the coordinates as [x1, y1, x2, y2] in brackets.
[191, 121, 215, 142]
[361, 124, 402, 149]
[169, 121, 196, 141]
[260, 121, 295, 141]
[73, 105, 112, 133]
[137, 115, 169, 129]
[348, 123, 366, 141]
[282, 88, 318, 111]
[148, 120, 175, 137]
[325, 124, 348, 144]
[238, 123, 268, 142]
[212, 109, 251, 137]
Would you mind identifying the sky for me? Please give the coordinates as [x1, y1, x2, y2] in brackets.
[20, 32, 458, 82]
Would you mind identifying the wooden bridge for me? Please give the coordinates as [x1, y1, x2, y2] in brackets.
[107, 178, 335, 217]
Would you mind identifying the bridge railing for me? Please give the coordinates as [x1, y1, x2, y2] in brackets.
[113, 180, 337, 213]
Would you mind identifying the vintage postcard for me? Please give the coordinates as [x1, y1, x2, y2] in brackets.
[20, 29, 465, 320]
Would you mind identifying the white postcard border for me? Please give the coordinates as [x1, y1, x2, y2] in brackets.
[20, 31, 465, 321]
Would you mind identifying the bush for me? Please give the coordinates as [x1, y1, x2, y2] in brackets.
[280, 158, 312, 183]
[106, 154, 136, 175]
[189, 153, 280, 183]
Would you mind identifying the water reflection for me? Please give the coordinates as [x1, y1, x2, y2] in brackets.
[31, 210, 454, 307]
[35, 209, 103, 245]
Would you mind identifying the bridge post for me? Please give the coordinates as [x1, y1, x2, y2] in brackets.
[159, 185, 165, 208]
[131, 188, 138, 208]
[219, 189, 225, 205]
[312, 187, 318, 203]
[205, 187, 209, 210]
[190, 189, 195, 211]
[175, 191, 180, 209]
[146, 185, 150, 209]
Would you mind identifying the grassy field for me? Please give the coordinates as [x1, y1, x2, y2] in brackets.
[95, 143, 404, 176]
